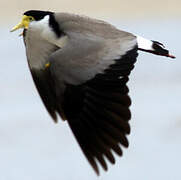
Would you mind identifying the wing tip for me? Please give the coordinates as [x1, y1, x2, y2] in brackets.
[49, 111, 58, 123]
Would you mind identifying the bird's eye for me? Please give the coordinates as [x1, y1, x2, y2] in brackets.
[29, 17, 34, 21]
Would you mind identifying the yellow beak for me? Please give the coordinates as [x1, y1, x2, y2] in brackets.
[10, 15, 30, 32]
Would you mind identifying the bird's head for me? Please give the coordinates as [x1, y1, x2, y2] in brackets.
[10, 10, 53, 32]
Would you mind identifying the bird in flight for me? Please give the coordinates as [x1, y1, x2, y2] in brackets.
[11, 10, 175, 175]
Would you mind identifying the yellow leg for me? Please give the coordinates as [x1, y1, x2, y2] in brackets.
[45, 62, 50, 69]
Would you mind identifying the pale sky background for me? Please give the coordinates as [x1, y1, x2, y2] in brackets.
[0, 0, 181, 22]
[0, 1, 181, 180]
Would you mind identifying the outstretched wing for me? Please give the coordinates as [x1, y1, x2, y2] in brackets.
[48, 27, 138, 174]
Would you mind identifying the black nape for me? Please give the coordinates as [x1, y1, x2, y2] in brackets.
[49, 14, 64, 38]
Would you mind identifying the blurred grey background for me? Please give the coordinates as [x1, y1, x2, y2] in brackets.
[0, 0, 181, 179]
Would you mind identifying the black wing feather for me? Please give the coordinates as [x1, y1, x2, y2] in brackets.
[62, 46, 138, 174]
[30, 68, 58, 122]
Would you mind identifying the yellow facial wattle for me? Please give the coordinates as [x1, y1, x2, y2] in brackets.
[10, 15, 35, 32]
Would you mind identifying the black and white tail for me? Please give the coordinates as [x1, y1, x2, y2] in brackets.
[137, 36, 175, 59]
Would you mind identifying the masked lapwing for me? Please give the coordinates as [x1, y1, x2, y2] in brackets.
[11, 10, 175, 175]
